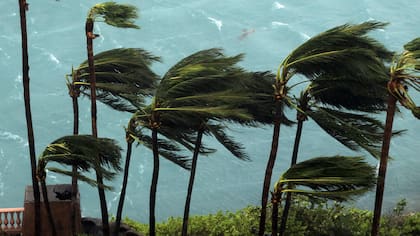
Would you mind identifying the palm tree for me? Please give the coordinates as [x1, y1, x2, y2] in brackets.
[371, 38, 420, 236]
[33, 135, 122, 236]
[36, 159, 57, 236]
[271, 156, 376, 235]
[278, 73, 395, 235]
[39, 135, 123, 189]
[113, 111, 192, 236]
[17, 1, 41, 235]
[132, 48, 259, 235]
[84, 3, 139, 235]
[258, 21, 393, 235]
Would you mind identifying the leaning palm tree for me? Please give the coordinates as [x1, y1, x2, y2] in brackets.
[34, 135, 122, 236]
[84, 3, 139, 235]
[113, 113, 192, 236]
[371, 38, 420, 236]
[68, 47, 160, 236]
[271, 156, 376, 235]
[258, 21, 393, 235]
[17, 1, 41, 235]
[133, 48, 260, 236]
[278, 73, 395, 235]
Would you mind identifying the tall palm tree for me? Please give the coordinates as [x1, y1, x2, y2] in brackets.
[17, 1, 41, 235]
[258, 21, 393, 235]
[84, 3, 139, 235]
[33, 135, 122, 236]
[39, 135, 123, 190]
[371, 38, 420, 236]
[271, 156, 376, 235]
[68, 47, 160, 236]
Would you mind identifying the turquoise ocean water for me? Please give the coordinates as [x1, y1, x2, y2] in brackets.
[1, 0, 419, 222]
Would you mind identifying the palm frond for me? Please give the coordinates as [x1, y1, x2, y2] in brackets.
[280, 21, 392, 87]
[275, 156, 376, 201]
[308, 108, 395, 159]
[41, 135, 122, 179]
[73, 48, 160, 112]
[205, 123, 249, 160]
[129, 128, 192, 169]
[157, 48, 245, 101]
[46, 167, 113, 190]
[89, 2, 139, 29]
[309, 74, 388, 112]
[388, 38, 420, 119]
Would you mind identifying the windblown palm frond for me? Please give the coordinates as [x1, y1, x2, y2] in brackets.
[39, 135, 122, 183]
[71, 48, 160, 112]
[388, 37, 420, 118]
[128, 125, 192, 169]
[309, 74, 389, 112]
[205, 123, 249, 160]
[274, 156, 376, 201]
[279, 21, 392, 86]
[88, 2, 139, 29]
[308, 107, 404, 159]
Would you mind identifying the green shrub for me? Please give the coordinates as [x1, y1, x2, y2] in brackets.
[122, 198, 420, 236]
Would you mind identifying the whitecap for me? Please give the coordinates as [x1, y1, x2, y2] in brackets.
[271, 21, 288, 27]
[273, 2, 285, 9]
[0, 131, 25, 144]
[208, 17, 223, 31]
[300, 32, 311, 40]
[48, 53, 60, 64]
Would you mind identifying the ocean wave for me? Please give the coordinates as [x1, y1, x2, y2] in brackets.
[271, 21, 289, 27]
[0, 130, 26, 144]
[207, 17, 223, 31]
[273, 2, 285, 9]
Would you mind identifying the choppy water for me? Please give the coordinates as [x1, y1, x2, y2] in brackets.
[1, 0, 420, 222]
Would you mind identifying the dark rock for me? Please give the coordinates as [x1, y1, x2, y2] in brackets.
[81, 217, 144, 236]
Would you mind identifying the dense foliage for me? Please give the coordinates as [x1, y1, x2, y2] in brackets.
[122, 198, 420, 236]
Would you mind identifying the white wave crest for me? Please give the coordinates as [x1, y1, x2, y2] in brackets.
[208, 17, 223, 31]
[271, 21, 288, 27]
[273, 2, 285, 9]
[0, 131, 25, 144]
[300, 32, 311, 40]
[48, 53, 60, 64]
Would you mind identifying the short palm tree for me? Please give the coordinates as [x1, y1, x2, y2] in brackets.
[258, 21, 393, 235]
[83, 3, 139, 235]
[18, 1, 41, 235]
[271, 156, 376, 235]
[36, 135, 122, 236]
[371, 38, 420, 236]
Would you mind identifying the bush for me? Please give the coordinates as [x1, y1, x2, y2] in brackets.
[122, 197, 420, 236]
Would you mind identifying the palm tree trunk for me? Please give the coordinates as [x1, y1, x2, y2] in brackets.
[259, 100, 282, 236]
[86, 18, 110, 236]
[40, 181, 57, 236]
[86, 19, 98, 138]
[279, 118, 304, 236]
[71, 167, 78, 236]
[371, 94, 397, 236]
[182, 127, 204, 236]
[114, 139, 134, 236]
[150, 125, 159, 236]
[271, 191, 282, 236]
[71, 79, 80, 236]
[18, 1, 41, 235]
